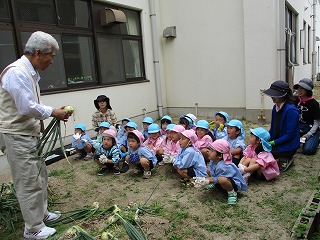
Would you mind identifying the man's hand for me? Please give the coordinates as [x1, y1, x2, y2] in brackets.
[51, 106, 70, 121]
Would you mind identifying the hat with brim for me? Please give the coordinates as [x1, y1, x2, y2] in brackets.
[264, 80, 289, 98]
[293, 78, 314, 91]
[94, 95, 111, 110]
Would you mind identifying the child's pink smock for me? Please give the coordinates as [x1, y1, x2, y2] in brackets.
[143, 136, 164, 154]
[194, 135, 212, 150]
[163, 139, 181, 156]
[243, 145, 280, 181]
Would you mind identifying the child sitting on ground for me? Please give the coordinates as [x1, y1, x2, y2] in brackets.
[93, 122, 110, 149]
[173, 130, 207, 186]
[211, 111, 229, 140]
[94, 129, 121, 175]
[238, 128, 280, 182]
[224, 119, 246, 166]
[143, 123, 164, 163]
[194, 120, 214, 163]
[117, 118, 131, 140]
[141, 117, 153, 140]
[179, 115, 194, 130]
[158, 124, 185, 165]
[125, 130, 158, 179]
[193, 139, 248, 205]
[117, 121, 138, 173]
[160, 115, 172, 136]
[72, 123, 95, 160]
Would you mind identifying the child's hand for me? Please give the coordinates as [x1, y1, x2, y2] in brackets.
[73, 133, 81, 140]
[192, 177, 210, 188]
[81, 138, 88, 143]
[238, 164, 246, 174]
[99, 154, 107, 164]
[218, 123, 224, 132]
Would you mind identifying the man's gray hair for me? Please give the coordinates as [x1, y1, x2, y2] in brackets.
[24, 31, 59, 55]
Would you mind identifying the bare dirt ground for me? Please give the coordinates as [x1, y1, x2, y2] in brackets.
[1, 84, 320, 240]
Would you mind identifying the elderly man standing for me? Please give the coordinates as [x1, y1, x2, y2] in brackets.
[0, 31, 70, 239]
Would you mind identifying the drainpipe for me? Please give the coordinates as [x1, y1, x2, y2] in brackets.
[149, 0, 163, 117]
[277, 0, 286, 81]
[312, 0, 317, 83]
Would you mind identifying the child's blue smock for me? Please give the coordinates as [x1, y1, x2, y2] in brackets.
[212, 126, 227, 140]
[72, 133, 94, 150]
[224, 136, 246, 151]
[117, 134, 127, 149]
[95, 144, 121, 164]
[93, 134, 102, 149]
[208, 160, 248, 191]
[141, 129, 149, 141]
[173, 146, 207, 177]
[128, 145, 157, 166]
[117, 126, 125, 139]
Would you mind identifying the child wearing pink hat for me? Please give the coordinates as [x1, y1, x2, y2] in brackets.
[94, 129, 121, 175]
[158, 124, 185, 165]
[173, 130, 207, 186]
[125, 130, 158, 179]
[193, 139, 247, 205]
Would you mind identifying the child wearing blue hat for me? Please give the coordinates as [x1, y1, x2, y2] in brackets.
[118, 121, 138, 173]
[143, 123, 164, 163]
[211, 111, 229, 140]
[93, 121, 110, 149]
[223, 119, 246, 166]
[72, 123, 95, 160]
[160, 115, 172, 136]
[117, 118, 131, 140]
[141, 117, 154, 140]
[238, 128, 280, 182]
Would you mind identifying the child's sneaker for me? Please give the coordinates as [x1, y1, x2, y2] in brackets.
[97, 167, 108, 176]
[158, 161, 165, 166]
[75, 154, 83, 160]
[277, 158, 294, 172]
[83, 153, 93, 161]
[143, 170, 151, 179]
[24, 226, 56, 239]
[113, 166, 120, 175]
[227, 192, 237, 205]
[120, 162, 129, 173]
[130, 168, 142, 176]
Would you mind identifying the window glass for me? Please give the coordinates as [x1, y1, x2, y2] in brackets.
[98, 37, 125, 84]
[21, 32, 67, 91]
[0, 30, 16, 71]
[0, 0, 10, 19]
[123, 40, 143, 78]
[16, 0, 57, 24]
[62, 35, 96, 85]
[120, 9, 141, 35]
[57, 0, 91, 28]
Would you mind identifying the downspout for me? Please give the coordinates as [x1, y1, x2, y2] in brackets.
[277, 0, 286, 81]
[149, 0, 163, 117]
[312, 0, 317, 83]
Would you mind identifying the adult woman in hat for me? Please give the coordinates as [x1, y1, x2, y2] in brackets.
[92, 95, 117, 131]
[264, 80, 300, 171]
[293, 78, 320, 155]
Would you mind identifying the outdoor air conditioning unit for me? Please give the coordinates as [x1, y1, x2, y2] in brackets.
[100, 8, 127, 26]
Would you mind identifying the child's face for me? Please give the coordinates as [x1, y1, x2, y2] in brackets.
[207, 148, 221, 161]
[161, 122, 169, 130]
[74, 128, 83, 135]
[143, 123, 150, 130]
[171, 131, 181, 142]
[128, 138, 140, 151]
[215, 115, 226, 127]
[98, 101, 107, 109]
[166, 131, 172, 140]
[179, 135, 191, 148]
[125, 127, 135, 135]
[102, 136, 113, 149]
[122, 120, 129, 127]
[150, 132, 160, 140]
[227, 126, 240, 140]
[249, 133, 260, 146]
[99, 127, 108, 134]
[196, 128, 207, 138]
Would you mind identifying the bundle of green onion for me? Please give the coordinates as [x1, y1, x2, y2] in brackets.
[0, 182, 20, 231]
[33, 106, 74, 167]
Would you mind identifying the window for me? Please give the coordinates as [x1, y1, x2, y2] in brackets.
[0, 30, 16, 71]
[285, 6, 297, 64]
[0, 0, 10, 20]
[0, 0, 146, 93]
